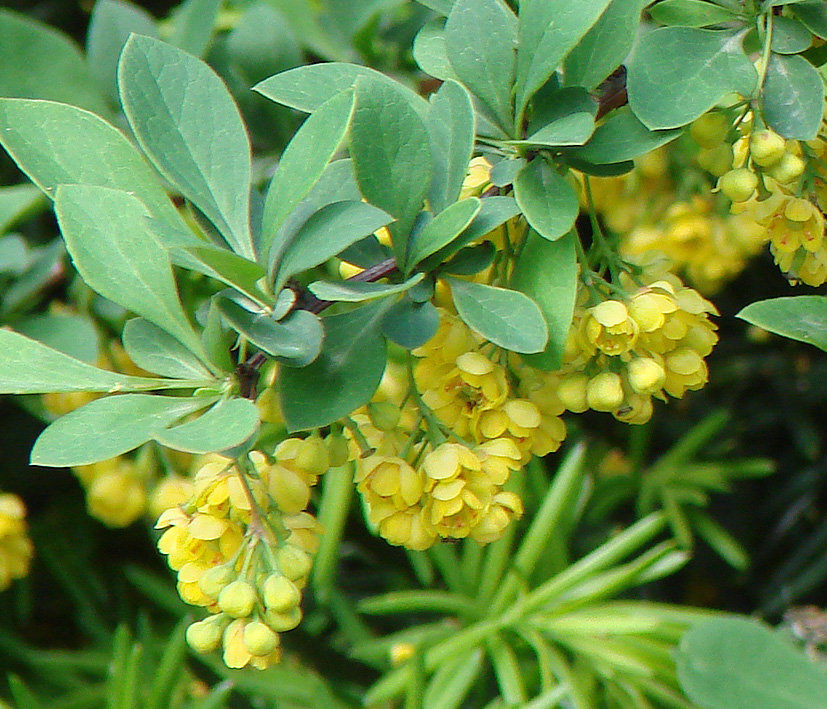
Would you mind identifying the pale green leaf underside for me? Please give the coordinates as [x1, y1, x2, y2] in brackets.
[737, 296, 827, 353]
[118, 34, 254, 258]
[55, 184, 207, 361]
[0, 329, 183, 394]
[0, 99, 183, 229]
[308, 273, 425, 302]
[153, 398, 259, 453]
[31, 394, 211, 466]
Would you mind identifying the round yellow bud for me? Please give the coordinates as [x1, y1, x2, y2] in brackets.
[276, 546, 312, 581]
[325, 433, 350, 467]
[198, 565, 236, 600]
[186, 618, 224, 654]
[586, 372, 624, 412]
[718, 168, 758, 203]
[217, 580, 257, 618]
[749, 129, 786, 167]
[265, 606, 303, 632]
[243, 621, 280, 656]
[557, 374, 589, 413]
[627, 358, 666, 395]
[690, 112, 730, 149]
[697, 143, 734, 177]
[262, 574, 301, 612]
[767, 152, 805, 184]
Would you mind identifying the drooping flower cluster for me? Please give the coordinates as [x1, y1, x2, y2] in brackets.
[0, 491, 33, 591]
[690, 107, 827, 286]
[550, 258, 719, 424]
[156, 448, 326, 670]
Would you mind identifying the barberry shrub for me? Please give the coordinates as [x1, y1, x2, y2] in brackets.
[2, 0, 827, 706]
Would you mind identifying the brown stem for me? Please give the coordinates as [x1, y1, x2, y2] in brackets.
[236, 256, 398, 398]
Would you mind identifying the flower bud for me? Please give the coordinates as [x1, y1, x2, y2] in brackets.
[749, 129, 786, 167]
[218, 579, 257, 618]
[243, 621, 280, 656]
[325, 433, 350, 467]
[586, 372, 624, 412]
[186, 617, 224, 654]
[367, 401, 401, 432]
[265, 606, 303, 632]
[690, 112, 730, 149]
[627, 358, 666, 395]
[697, 143, 734, 177]
[718, 168, 758, 202]
[767, 152, 805, 185]
[198, 565, 236, 600]
[262, 573, 301, 612]
[276, 546, 312, 581]
[557, 374, 589, 413]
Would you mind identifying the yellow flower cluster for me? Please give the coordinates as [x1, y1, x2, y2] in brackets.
[413, 311, 566, 462]
[585, 150, 763, 294]
[156, 448, 326, 670]
[355, 439, 524, 550]
[0, 492, 33, 591]
[552, 261, 719, 424]
[73, 457, 150, 528]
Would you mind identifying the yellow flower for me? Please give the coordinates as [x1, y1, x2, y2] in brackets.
[0, 492, 34, 591]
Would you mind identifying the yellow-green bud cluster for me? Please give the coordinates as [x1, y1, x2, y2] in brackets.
[0, 492, 34, 591]
[156, 451, 324, 670]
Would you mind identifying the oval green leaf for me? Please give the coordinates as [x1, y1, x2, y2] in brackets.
[513, 158, 578, 241]
[763, 52, 824, 140]
[118, 34, 254, 259]
[123, 318, 215, 380]
[153, 398, 259, 454]
[407, 198, 480, 272]
[31, 394, 210, 466]
[447, 277, 548, 353]
[737, 296, 827, 353]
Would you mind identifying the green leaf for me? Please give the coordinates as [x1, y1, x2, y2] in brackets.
[564, 0, 649, 89]
[627, 27, 757, 129]
[515, 0, 613, 119]
[31, 394, 209, 466]
[0, 99, 183, 229]
[226, 4, 302, 85]
[167, 0, 221, 58]
[510, 230, 578, 370]
[262, 89, 356, 252]
[442, 242, 496, 276]
[444, 0, 516, 131]
[490, 158, 526, 187]
[123, 318, 215, 379]
[279, 300, 389, 431]
[274, 200, 392, 290]
[254, 62, 428, 117]
[763, 52, 824, 140]
[573, 106, 682, 163]
[420, 196, 521, 270]
[447, 277, 548, 353]
[422, 649, 484, 709]
[407, 198, 481, 272]
[0, 9, 109, 115]
[309, 273, 425, 303]
[382, 297, 440, 349]
[516, 88, 597, 147]
[118, 35, 254, 259]
[350, 78, 433, 264]
[771, 16, 813, 54]
[217, 299, 324, 367]
[676, 617, 827, 709]
[413, 22, 459, 82]
[793, 1, 827, 40]
[737, 296, 827, 352]
[171, 245, 270, 306]
[17, 313, 100, 363]
[0, 184, 44, 234]
[201, 298, 234, 373]
[416, 0, 454, 14]
[54, 185, 206, 360]
[648, 0, 743, 28]
[426, 80, 476, 214]
[0, 329, 174, 394]
[513, 158, 578, 241]
[86, 0, 158, 105]
[153, 398, 259, 453]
